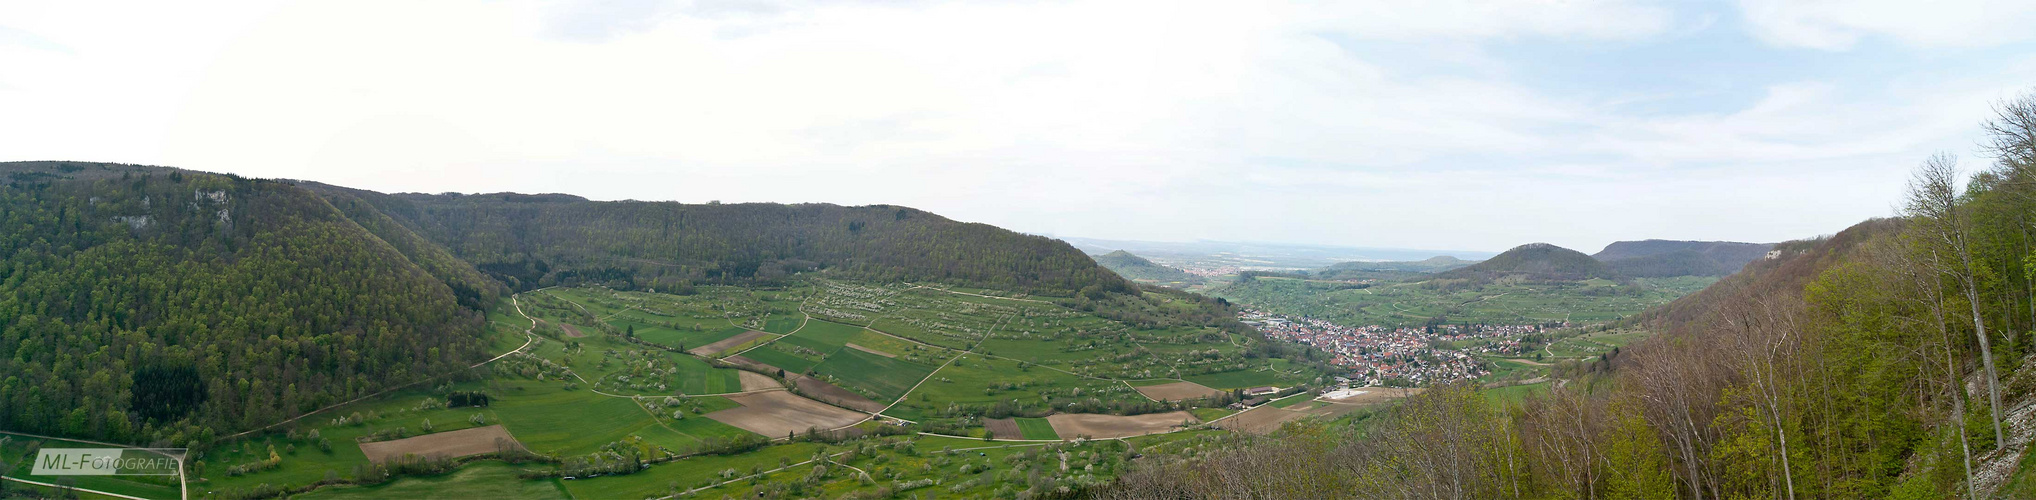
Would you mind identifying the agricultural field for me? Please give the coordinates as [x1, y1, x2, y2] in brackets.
[1213, 275, 1716, 328]
[881, 353, 1145, 423]
[1482, 382, 1552, 406]
[292, 461, 566, 500]
[1014, 418, 1060, 440]
[1183, 366, 1310, 390]
[156, 278, 1341, 500]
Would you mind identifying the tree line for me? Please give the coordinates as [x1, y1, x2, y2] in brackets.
[306, 184, 1132, 297]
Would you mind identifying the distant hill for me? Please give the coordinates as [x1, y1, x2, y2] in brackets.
[1627, 223, 1893, 332]
[1593, 240, 1773, 278]
[1324, 256, 1473, 273]
[0, 160, 1139, 441]
[1433, 243, 1618, 283]
[301, 183, 1130, 297]
[1093, 250, 1202, 286]
[1313, 256, 1476, 281]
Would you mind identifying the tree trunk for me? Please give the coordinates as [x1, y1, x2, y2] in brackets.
[1961, 264, 2008, 448]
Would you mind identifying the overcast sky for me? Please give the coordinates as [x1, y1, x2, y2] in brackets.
[6, 1, 2036, 252]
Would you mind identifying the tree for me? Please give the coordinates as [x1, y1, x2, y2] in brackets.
[1905, 153, 2007, 448]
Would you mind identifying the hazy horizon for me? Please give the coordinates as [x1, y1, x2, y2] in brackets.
[8, 1, 2036, 252]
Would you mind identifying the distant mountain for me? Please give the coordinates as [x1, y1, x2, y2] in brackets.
[1093, 250, 1202, 286]
[303, 183, 1130, 297]
[1433, 243, 1618, 283]
[1313, 256, 1476, 281]
[1323, 256, 1474, 273]
[1593, 240, 1773, 278]
[1056, 236, 1498, 269]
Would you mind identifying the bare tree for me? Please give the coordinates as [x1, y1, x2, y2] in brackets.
[1905, 152, 2007, 448]
[1520, 386, 1604, 498]
[1983, 91, 2036, 174]
[1629, 314, 1730, 499]
[1718, 291, 1805, 500]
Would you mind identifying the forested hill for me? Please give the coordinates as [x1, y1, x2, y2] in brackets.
[0, 161, 1136, 447]
[1593, 239, 1774, 278]
[1431, 242, 1617, 283]
[302, 183, 1130, 297]
[1093, 250, 1200, 285]
[1338, 255, 1471, 272]
[1624, 222, 1891, 332]
[0, 161, 494, 446]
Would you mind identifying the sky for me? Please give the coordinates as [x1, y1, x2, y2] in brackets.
[5, 1, 2036, 253]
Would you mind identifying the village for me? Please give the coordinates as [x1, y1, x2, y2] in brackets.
[1240, 309, 1561, 386]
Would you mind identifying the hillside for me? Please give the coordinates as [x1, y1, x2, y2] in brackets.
[0, 165, 1340, 499]
[1093, 250, 1202, 286]
[1625, 221, 1894, 335]
[1593, 239, 1773, 278]
[0, 161, 497, 443]
[1432, 243, 1619, 283]
[0, 161, 1145, 445]
[305, 184, 1129, 297]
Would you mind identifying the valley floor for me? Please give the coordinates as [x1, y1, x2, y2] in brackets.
[13, 279, 1406, 499]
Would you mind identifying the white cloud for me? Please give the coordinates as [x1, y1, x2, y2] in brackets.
[1739, 0, 2036, 50]
[0, 0, 2023, 251]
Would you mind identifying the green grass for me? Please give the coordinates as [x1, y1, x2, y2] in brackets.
[1014, 418, 1059, 440]
[1482, 382, 1551, 406]
[631, 323, 747, 352]
[557, 442, 826, 499]
[1184, 369, 1297, 390]
[1190, 407, 1237, 421]
[193, 381, 518, 495]
[490, 380, 754, 456]
[811, 347, 937, 401]
[1482, 357, 1547, 381]
[1124, 379, 1187, 387]
[294, 461, 567, 500]
[670, 354, 743, 395]
[890, 354, 1146, 419]
[1268, 392, 1314, 408]
[789, 319, 864, 350]
[761, 314, 804, 334]
[739, 345, 819, 374]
